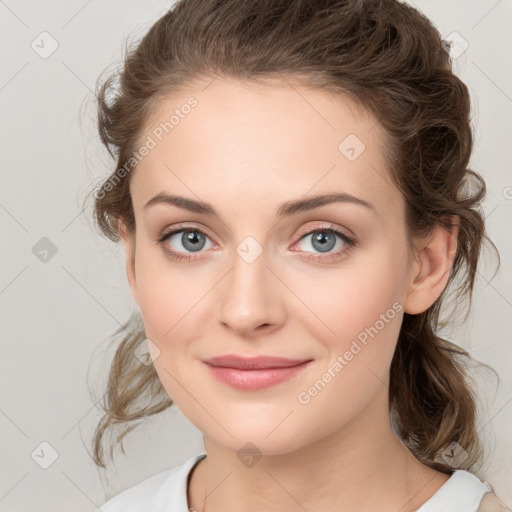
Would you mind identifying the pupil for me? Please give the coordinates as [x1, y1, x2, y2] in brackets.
[313, 231, 335, 253]
[183, 230, 205, 251]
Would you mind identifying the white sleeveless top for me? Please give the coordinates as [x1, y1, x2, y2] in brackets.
[100, 452, 496, 512]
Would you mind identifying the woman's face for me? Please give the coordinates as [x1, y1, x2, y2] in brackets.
[122, 76, 419, 455]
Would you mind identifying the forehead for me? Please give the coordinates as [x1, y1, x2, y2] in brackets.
[130, 77, 402, 220]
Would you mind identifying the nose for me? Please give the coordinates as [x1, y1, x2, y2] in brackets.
[217, 246, 284, 338]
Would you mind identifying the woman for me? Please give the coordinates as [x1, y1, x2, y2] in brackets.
[88, 0, 508, 510]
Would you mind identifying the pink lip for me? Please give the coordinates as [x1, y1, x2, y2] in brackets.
[202, 355, 313, 390]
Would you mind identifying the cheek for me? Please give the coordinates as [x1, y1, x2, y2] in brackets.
[288, 242, 407, 347]
[284, 247, 408, 416]
[133, 246, 212, 339]
[290, 265, 405, 436]
[133, 249, 217, 402]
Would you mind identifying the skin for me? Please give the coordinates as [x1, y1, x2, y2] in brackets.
[477, 492, 511, 512]
[119, 75, 460, 512]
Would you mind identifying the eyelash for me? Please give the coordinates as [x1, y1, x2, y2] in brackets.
[157, 223, 357, 263]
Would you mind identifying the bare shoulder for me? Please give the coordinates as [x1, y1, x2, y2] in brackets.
[476, 492, 512, 512]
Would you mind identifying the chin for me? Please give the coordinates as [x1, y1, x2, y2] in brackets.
[200, 414, 313, 458]
[216, 434, 305, 459]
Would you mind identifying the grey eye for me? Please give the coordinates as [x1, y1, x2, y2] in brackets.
[297, 230, 346, 254]
[309, 231, 337, 253]
[165, 229, 212, 253]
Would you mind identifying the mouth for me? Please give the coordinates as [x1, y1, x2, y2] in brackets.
[202, 355, 313, 390]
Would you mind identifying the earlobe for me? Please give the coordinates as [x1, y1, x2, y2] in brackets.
[118, 219, 139, 307]
[404, 215, 460, 315]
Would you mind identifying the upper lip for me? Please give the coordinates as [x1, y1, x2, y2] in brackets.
[202, 354, 313, 370]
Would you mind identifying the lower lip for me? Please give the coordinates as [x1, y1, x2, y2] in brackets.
[203, 361, 312, 390]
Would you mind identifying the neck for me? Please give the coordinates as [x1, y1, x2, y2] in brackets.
[187, 387, 450, 512]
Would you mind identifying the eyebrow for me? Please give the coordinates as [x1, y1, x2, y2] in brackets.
[143, 192, 377, 218]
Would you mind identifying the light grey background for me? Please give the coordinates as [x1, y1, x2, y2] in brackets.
[1, 1, 511, 510]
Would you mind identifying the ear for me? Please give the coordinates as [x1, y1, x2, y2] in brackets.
[118, 218, 139, 308]
[404, 215, 460, 315]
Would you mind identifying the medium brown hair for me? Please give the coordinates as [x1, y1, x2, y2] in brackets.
[85, 0, 499, 470]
